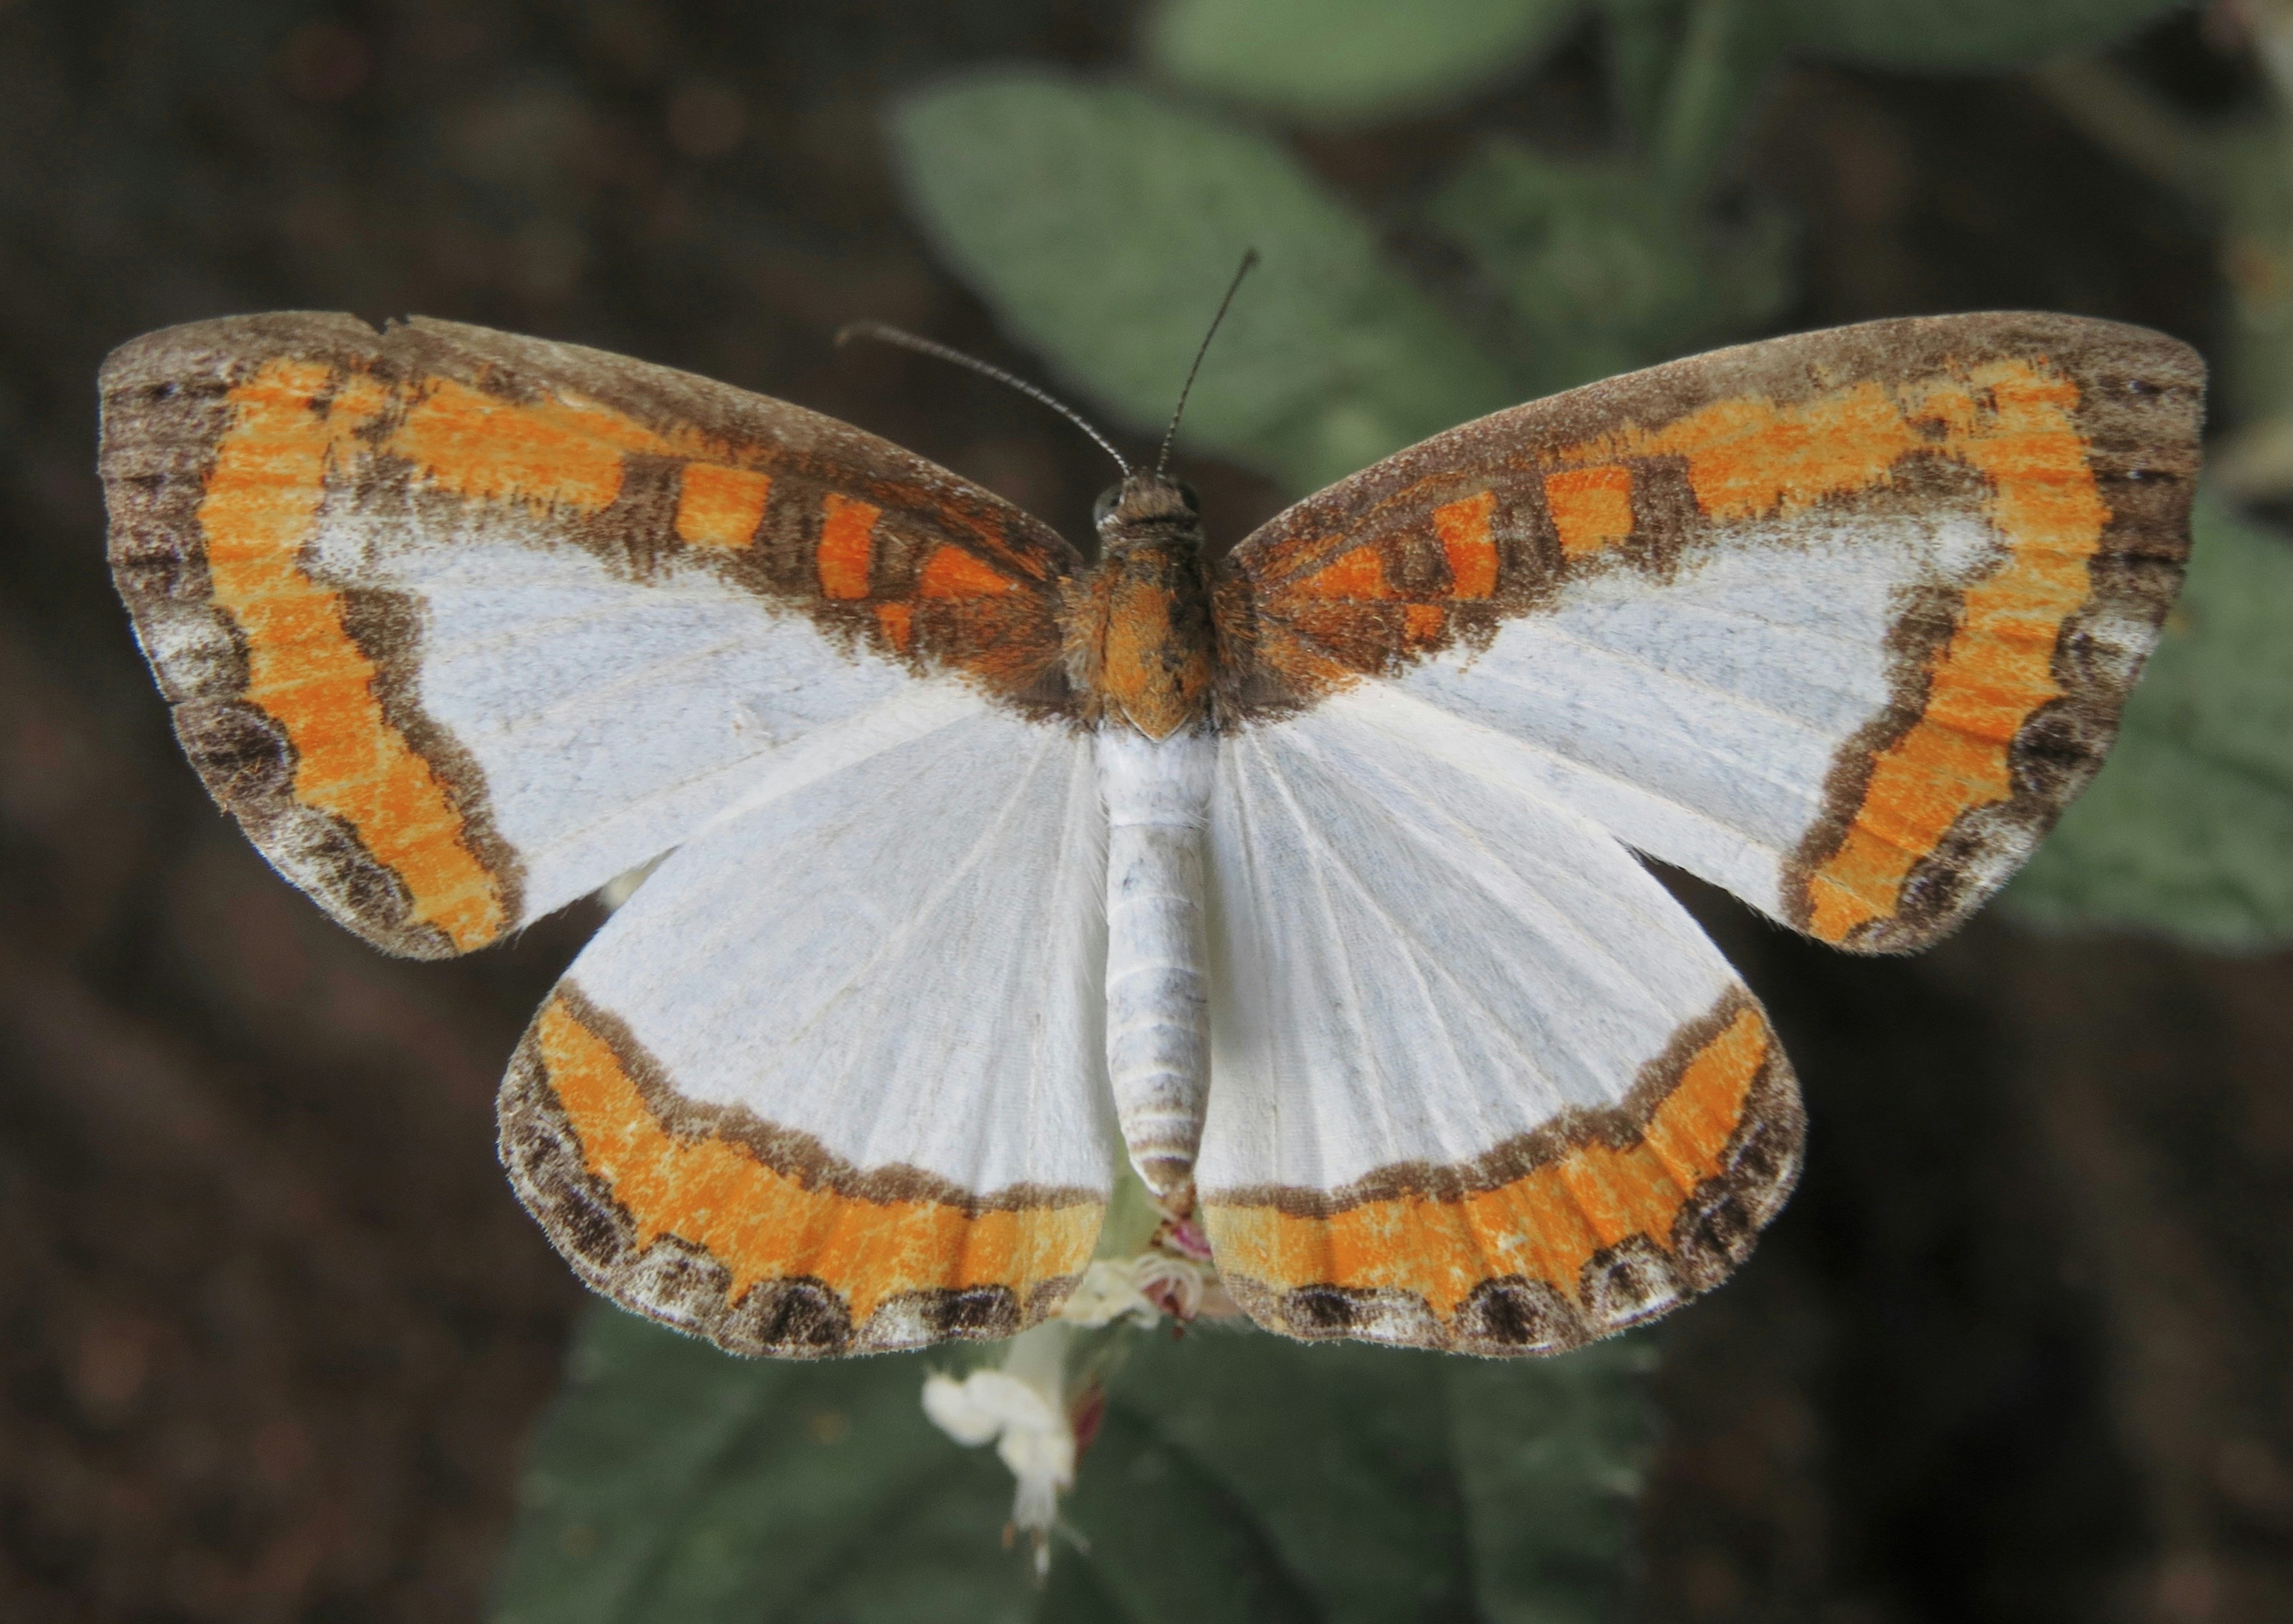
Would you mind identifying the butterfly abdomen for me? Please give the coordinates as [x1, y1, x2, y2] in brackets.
[1097, 724, 1214, 1206]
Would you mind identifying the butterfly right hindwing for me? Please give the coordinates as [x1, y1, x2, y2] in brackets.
[1197, 688, 1800, 1355]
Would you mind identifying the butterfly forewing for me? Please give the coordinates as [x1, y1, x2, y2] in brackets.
[99, 313, 1081, 959]
[1220, 312, 2203, 952]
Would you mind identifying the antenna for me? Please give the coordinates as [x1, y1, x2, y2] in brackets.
[1157, 248, 1260, 476]
[835, 320, 1130, 477]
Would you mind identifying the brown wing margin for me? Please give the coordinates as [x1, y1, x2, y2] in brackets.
[498, 984, 1103, 1358]
[1204, 990, 1803, 1356]
[99, 313, 1084, 959]
[1216, 312, 2205, 951]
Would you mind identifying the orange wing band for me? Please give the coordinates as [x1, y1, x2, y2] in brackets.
[816, 494, 879, 599]
[530, 995, 1101, 1327]
[1564, 359, 2111, 942]
[387, 373, 689, 511]
[917, 543, 1020, 598]
[1543, 465, 1635, 558]
[1205, 1004, 1774, 1332]
[199, 361, 506, 950]
[1432, 490, 1500, 595]
[676, 464, 774, 550]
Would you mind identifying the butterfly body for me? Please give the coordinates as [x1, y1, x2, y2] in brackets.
[99, 309, 2204, 1358]
[1062, 472, 1218, 738]
[1098, 723, 1214, 1199]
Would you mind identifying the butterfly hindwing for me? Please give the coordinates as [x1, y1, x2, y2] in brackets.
[499, 701, 1114, 1357]
[1198, 688, 1801, 1354]
[99, 313, 1080, 958]
[1222, 312, 2203, 951]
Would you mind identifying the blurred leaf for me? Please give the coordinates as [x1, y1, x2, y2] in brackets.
[1101, 1330, 1657, 1623]
[497, 1306, 1658, 1623]
[1771, 0, 2190, 71]
[1591, 0, 1805, 189]
[1598, 0, 1693, 141]
[491, 1308, 1030, 1624]
[1143, 0, 1586, 126]
[889, 71, 1517, 495]
[1649, 0, 1788, 188]
[1428, 138, 1793, 392]
[2005, 492, 2293, 950]
[2219, 122, 2293, 433]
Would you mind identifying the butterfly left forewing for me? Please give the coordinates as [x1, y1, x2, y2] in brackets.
[1220, 312, 2203, 951]
[101, 313, 1080, 958]
[1198, 693, 1800, 1353]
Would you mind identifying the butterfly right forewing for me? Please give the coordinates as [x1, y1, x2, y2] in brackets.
[1218, 312, 2203, 953]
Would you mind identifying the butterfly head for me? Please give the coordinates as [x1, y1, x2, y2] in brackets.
[1093, 472, 1202, 548]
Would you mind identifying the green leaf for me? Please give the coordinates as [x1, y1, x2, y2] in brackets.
[496, 1307, 1658, 1623]
[1143, 0, 1586, 126]
[1587, 0, 1797, 189]
[888, 71, 1517, 495]
[2004, 492, 2293, 950]
[491, 1308, 1032, 1624]
[1597, 0, 1692, 142]
[1650, 0, 1789, 188]
[1426, 138, 1793, 393]
[1771, 0, 2190, 71]
[2219, 123, 2293, 432]
[1098, 1330, 1656, 1623]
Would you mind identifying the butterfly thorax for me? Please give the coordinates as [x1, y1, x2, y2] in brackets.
[1065, 473, 1215, 740]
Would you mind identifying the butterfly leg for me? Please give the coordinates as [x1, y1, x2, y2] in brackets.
[1098, 725, 1214, 1206]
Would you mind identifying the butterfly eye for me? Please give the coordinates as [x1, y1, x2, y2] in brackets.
[1173, 480, 1200, 514]
[1092, 483, 1125, 530]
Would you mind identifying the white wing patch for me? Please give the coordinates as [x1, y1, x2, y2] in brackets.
[1199, 698, 1745, 1196]
[1396, 514, 1986, 923]
[558, 705, 1111, 1194]
[496, 705, 1116, 1356]
[349, 529, 920, 925]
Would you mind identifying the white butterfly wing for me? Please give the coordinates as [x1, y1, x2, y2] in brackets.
[101, 313, 1082, 959]
[1198, 690, 1800, 1354]
[1225, 314, 2204, 953]
[501, 701, 1115, 1357]
[1391, 516, 1975, 919]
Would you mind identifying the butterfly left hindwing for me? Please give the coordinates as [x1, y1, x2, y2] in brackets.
[502, 703, 1113, 1357]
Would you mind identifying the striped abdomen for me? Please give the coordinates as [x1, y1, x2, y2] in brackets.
[1096, 726, 1214, 1202]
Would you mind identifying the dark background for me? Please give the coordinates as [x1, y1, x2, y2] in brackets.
[1, 3, 2287, 1620]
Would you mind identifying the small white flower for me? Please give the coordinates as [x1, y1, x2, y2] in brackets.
[1132, 1252, 1208, 1321]
[1055, 1252, 1224, 1329]
[922, 1325, 1076, 1575]
[1054, 1258, 1163, 1328]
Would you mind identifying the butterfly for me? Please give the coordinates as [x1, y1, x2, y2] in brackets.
[98, 306, 2201, 1359]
